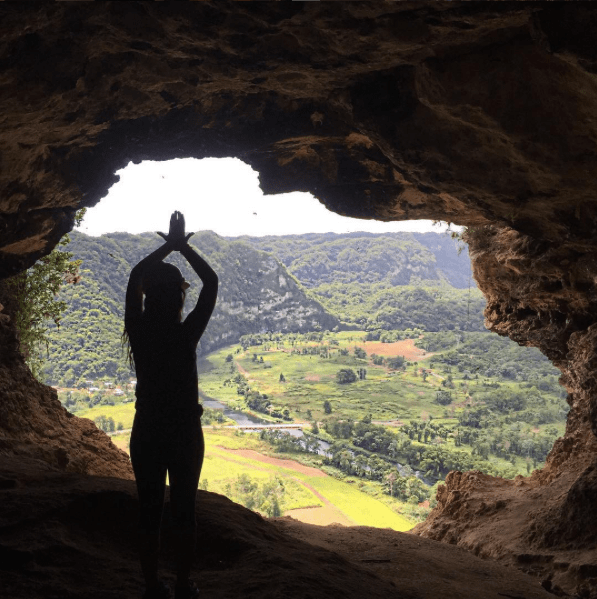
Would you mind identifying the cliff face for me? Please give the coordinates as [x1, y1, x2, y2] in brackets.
[1, 2, 597, 596]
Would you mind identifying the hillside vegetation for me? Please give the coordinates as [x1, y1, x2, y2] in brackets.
[44, 230, 483, 385]
[43, 231, 337, 385]
[244, 232, 484, 332]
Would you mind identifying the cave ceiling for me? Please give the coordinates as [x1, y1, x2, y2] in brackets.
[0, 1, 596, 277]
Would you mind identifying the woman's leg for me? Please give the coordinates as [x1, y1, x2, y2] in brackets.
[168, 419, 204, 590]
[130, 414, 168, 591]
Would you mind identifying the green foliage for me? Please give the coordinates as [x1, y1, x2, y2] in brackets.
[386, 356, 405, 370]
[6, 210, 85, 379]
[354, 346, 367, 359]
[200, 327, 566, 483]
[323, 400, 333, 414]
[225, 473, 285, 517]
[41, 230, 337, 384]
[336, 368, 357, 384]
[93, 414, 123, 433]
[244, 231, 472, 289]
[41, 230, 482, 384]
[244, 232, 481, 332]
[419, 331, 559, 384]
[435, 390, 453, 405]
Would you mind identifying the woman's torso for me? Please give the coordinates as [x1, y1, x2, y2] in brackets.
[129, 319, 200, 419]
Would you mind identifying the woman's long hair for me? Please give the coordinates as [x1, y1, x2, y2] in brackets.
[122, 286, 186, 370]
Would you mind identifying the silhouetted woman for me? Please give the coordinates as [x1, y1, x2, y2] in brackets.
[125, 211, 218, 599]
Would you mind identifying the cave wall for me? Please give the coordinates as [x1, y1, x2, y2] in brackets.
[0, 282, 132, 478]
[1, 2, 597, 594]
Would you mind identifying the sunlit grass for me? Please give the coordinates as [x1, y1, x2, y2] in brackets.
[199, 335, 450, 423]
[106, 423, 416, 528]
[301, 475, 413, 531]
[76, 401, 136, 428]
[205, 429, 414, 530]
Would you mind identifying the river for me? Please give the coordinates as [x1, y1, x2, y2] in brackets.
[200, 391, 428, 484]
[200, 391, 268, 426]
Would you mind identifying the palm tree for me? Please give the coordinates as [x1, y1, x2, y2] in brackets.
[385, 471, 397, 497]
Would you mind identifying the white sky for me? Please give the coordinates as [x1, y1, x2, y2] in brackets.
[81, 158, 454, 237]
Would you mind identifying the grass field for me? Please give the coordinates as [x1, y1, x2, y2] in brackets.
[64, 328, 566, 526]
[76, 401, 136, 429]
[109, 427, 414, 530]
[199, 338, 446, 423]
[204, 431, 413, 530]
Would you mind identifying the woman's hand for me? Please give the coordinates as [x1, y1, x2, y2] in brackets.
[157, 211, 194, 250]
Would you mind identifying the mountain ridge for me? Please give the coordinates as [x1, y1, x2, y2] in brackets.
[43, 230, 482, 385]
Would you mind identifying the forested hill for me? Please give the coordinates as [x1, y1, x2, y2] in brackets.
[241, 232, 484, 334]
[43, 230, 486, 385]
[43, 231, 337, 385]
[240, 231, 472, 289]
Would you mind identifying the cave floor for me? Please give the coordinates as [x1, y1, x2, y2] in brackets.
[0, 456, 552, 599]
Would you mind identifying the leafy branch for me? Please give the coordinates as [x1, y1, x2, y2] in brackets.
[6, 209, 85, 379]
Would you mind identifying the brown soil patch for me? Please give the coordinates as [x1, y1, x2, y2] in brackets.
[361, 338, 429, 360]
[111, 435, 130, 453]
[304, 374, 320, 381]
[235, 361, 249, 376]
[219, 447, 327, 477]
[373, 420, 404, 427]
[215, 448, 353, 526]
[284, 505, 353, 527]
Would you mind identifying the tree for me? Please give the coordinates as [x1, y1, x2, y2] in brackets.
[225, 354, 233, 362]
[371, 354, 384, 366]
[354, 346, 367, 359]
[385, 470, 398, 497]
[323, 400, 332, 414]
[435, 390, 453, 405]
[6, 210, 85, 379]
[336, 368, 357, 384]
[386, 356, 405, 370]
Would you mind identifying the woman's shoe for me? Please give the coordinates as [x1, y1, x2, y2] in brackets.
[143, 580, 171, 599]
[175, 580, 199, 599]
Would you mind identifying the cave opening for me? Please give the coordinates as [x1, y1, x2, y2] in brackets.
[3, 2, 597, 595]
[82, 156, 445, 239]
[44, 152, 568, 535]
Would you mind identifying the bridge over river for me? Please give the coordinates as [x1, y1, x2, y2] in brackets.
[226, 423, 307, 432]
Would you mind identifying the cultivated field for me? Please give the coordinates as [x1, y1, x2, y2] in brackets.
[107, 427, 414, 531]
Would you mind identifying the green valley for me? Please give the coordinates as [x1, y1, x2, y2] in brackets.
[46, 230, 567, 528]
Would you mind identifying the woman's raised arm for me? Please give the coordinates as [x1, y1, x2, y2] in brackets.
[180, 243, 218, 345]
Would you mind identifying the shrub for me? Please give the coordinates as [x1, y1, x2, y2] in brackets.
[336, 369, 357, 384]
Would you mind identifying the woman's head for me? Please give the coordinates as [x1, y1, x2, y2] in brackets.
[142, 263, 188, 322]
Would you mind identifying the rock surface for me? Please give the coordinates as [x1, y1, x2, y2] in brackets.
[0, 455, 553, 599]
[1, 2, 597, 597]
[0, 283, 132, 480]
